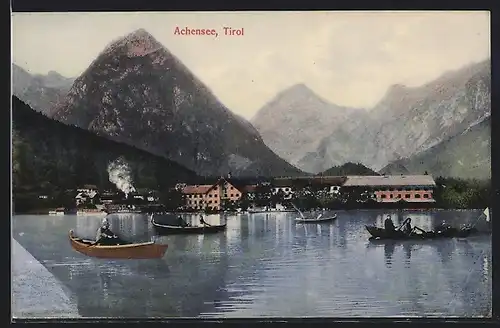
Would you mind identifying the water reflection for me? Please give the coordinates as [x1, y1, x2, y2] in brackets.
[483, 254, 490, 281]
[367, 238, 476, 273]
[62, 240, 230, 317]
[239, 215, 249, 241]
[435, 240, 454, 264]
[384, 242, 396, 267]
[402, 243, 412, 264]
[12, 210, 492, 318]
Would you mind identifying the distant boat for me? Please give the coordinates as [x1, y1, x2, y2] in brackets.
[151, 214, 227, 235]
[49, 208, 65, 216]
[107, 209, 143, 214]
[365, 209, 491, 241]
[291, 203, 337, 223]
[105, 204, 145, 214]
[295, 213, 338, 223]
[247, 205, 295, 213]
[76, 208, 107, 216]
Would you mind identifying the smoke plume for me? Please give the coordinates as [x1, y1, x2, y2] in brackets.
[107, 157, 136, 196]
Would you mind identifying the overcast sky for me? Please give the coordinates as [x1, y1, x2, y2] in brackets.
[12, 11, 490, 119]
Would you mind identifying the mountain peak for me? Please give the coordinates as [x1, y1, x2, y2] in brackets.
[285, 83, 314, 94]
[103, 28, 164, 57]
[51, 30, 302, 178]
[271, 83, 322, 104]
[47, 70, 63, 78]
[124, 28, 154, 41]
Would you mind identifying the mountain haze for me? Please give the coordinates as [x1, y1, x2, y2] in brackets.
[295, 59, 491, 176]
[12, 64, 75, 116]
[251, 83, 366, 167]
[380, 116, 491, 180]
[51, 29, 302, 178]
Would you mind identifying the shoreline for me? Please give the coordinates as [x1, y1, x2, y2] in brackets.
[13, 207, 486, 216]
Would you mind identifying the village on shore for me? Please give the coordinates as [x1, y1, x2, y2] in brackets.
[21, 174, 443, 215]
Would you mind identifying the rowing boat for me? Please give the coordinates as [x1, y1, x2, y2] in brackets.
[366, 207, 490, 241]
[365, 225, 477, 241]
[291, 202, 337, 223]
[151, 217, 227, 235]
[295, 213, 338, 223]
[68, 230, 168, 259]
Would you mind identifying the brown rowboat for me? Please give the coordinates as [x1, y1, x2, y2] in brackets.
[68, 230, 168, 259]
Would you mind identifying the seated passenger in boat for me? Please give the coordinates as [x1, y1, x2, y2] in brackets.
[384, 216, 396, 231]
[435, 220, 451, 233]
[402, 218, 413, 235]
[95, 218, 120, 245]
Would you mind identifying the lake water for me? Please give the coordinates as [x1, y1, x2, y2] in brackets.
[11, 210, 492, 318]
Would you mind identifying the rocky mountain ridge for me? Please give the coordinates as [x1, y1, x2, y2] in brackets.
[257, 59, 490, 177]
[251, 83, 366, 166]
[12, 64, 75, 116]
[51, 29, 302, 178]
[380, 115, 491, 180]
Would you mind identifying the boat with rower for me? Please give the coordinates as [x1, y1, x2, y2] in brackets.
[292, 203, 337, 223]
[365, 208, 490, 241]
[68, 230, 168, 259]
[151, 214, 227, 235]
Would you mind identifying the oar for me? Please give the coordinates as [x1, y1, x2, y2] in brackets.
[413, 226, 427, 234]
[291, 202, 305, 219]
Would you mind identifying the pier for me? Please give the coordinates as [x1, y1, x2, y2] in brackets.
[12, 239, 80, 318]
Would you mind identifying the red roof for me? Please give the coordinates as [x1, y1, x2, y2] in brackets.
[181, 185, 213, 194]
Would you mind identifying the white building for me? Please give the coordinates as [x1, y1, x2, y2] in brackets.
[271, 186, 294, 200]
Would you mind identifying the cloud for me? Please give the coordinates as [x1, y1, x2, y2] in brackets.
[12, 11, 490, 119]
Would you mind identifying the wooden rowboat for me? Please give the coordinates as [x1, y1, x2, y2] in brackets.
[291, 202, 337, 223]
[68, 230, 168, 259]
[151, 217, 227, 235]
[295, 214, 338, 223]
[365, 225, 476, 241]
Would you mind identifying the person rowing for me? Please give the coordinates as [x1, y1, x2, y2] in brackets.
[402, 218, 413, 235]
[401, 218, 426, 236]
[95, 218, 121, 245]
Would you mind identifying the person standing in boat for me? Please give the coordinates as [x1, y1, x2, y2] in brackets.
[384, 216, 396, 231]
[95, 218, 119, 245]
